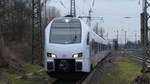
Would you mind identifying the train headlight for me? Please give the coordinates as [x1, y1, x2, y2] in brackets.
[65, 19, 70, 23]
[47, 53, 57, 58]
[73, 53, 82, 58]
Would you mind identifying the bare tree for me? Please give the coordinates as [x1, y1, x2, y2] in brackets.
[0, 0, 33, 69]
[0, 0, 32, 43]
[42, 6, 60, 28]
[0, 0, 61, 67]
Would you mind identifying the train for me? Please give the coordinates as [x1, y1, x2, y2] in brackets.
[43, 16, 111, 78]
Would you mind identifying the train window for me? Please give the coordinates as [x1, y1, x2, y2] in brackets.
[98, 44, 101, 52]
[87, 33, 90, 45]
[49, 18, 81, 44]
[101, 44, 103, 51]
[102, 44, 104, 51]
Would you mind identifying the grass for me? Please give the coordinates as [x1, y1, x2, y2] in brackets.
[0, 73, 18, 82]
[0, 64, 49, 84]
[22, 64, 42, 73]
[100, 57, 142, 84]
[11, 72, 49, 84]
[10, 72, 49, 84]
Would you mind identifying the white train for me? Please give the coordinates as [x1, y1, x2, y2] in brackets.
[43, 16, 111, 78]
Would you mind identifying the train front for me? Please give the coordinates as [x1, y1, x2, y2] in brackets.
[44, 17, 90, 78]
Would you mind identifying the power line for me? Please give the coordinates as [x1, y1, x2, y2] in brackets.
[92, 0, 95, 8]
[59, 0, 66, 8]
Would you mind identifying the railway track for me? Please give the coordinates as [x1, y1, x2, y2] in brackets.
[48, 74, 87, 84]
[49, 70, 90, 84]
[123, 50, 150, 64]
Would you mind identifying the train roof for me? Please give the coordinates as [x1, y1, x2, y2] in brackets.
[90, 31, 108, 44]
[52, 17, 80, 22]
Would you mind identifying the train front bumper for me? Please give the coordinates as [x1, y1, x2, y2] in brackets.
[46, 59, 83, 72]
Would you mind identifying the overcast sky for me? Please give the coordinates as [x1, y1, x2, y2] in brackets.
[48, 0, 143, 43]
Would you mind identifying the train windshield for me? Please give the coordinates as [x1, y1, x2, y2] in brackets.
[50, 18, 81, 44]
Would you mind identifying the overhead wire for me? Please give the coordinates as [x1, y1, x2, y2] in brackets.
[50, 0, 66, 9]
[59, 0, 66, 8]
[86, 0, 96, 24]
[49, 0, 68, 15]
[48, 0, 96, 16]
[58, 0, 69, 15]
[92, 0, 95, 8]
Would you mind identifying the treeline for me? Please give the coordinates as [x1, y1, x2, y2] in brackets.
[0, 0, 60, 44]
[0, 0, 60, 72]
[0, 0, 32, 43]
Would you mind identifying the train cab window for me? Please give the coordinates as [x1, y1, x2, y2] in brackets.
[49, 18, 81, 44]
[87, 33, 90, 45]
